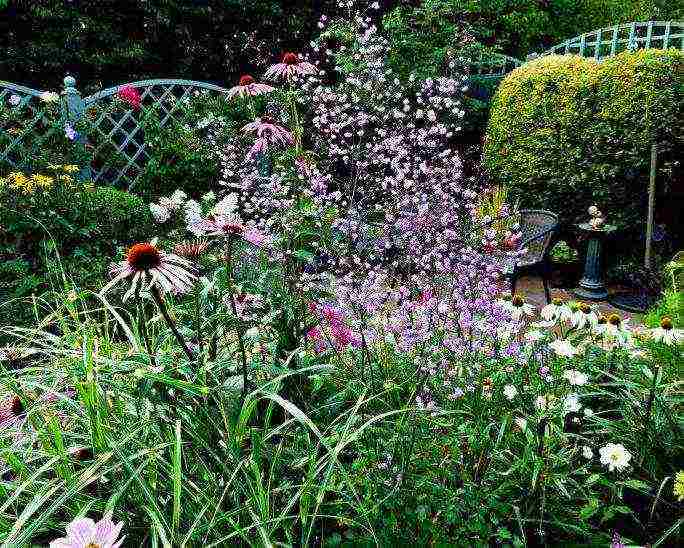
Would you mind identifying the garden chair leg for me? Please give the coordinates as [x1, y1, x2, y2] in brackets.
[542, 274, 551, 304]
[510, 272, 518, 297]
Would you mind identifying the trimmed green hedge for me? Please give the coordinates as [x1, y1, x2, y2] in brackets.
[483, 49, 683, 235]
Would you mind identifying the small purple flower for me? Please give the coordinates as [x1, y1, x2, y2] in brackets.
[49, 513, 125, 548]
[610, 532, 625, 548]
[9, 94, 21, 106]
[64, 122, 79, 141]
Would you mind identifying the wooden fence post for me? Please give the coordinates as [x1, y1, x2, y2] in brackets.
[61, 74, 91, 181]
[644, 143, 657, 269]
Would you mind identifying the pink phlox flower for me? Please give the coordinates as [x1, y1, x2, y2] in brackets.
[265, 52, 317, 80]
[49, 513, 125, 548]
[228, 74, 275, 99]
[117, 85, 141, 110]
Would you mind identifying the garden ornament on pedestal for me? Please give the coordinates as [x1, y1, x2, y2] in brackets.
[574, 206, 616, 301]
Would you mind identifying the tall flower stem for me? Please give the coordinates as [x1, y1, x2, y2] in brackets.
[150, 286, 195, 361]
[225, 239, 250, 406]
[136, 290, 157, 370]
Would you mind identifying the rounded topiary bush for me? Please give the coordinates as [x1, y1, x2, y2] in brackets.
[484, 49, 683, 240]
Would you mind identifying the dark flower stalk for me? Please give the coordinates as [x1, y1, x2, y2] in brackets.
[150, 286, 195, 361]
[225, 239, 250, 406]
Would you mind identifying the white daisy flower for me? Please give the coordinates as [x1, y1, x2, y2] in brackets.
[651, 317, 683, 346]
[582, 446, 593, 459]
[571, 302, 598, 330]
[503, 385, 518, 400]
[549, 339, 579, 358]
[540, 298, 567, 322]
[508, 294, 535, 321]
[599, 443, 632, 472]
[563, 369, 588, 386]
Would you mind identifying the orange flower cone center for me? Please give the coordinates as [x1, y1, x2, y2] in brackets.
[282, 52, 299, 65]
[127, 243, 162, 270]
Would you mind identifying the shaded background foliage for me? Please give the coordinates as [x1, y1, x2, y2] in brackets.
[0, 0, 338, 93]
[4, 1, 682, 94]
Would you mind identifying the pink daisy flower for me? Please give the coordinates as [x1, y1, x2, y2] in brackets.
[227, 74, 275, 99]
[49, 513, 124, 548]
[265, 52, 317, 81]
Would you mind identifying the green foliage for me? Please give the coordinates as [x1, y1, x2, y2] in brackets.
[483, 49, 683, 232]
[0, 176, 154, 334]
[383, 0, 684, 80]
[644, 289, 683, 328]
[0, 1, 337, 93]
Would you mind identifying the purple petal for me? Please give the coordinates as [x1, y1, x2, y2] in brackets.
[66, 517, 96, 544]
[96, 519, 124, 545]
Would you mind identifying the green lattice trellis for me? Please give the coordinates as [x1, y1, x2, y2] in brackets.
[0, 82, 62, 173]
[1, 20, 682, 176]
[82, 78, 232, 189]
[1, 76, 232, 189]
[539, 21, 684, 59]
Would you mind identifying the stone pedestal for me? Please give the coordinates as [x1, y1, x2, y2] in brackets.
[574, 223, 616, 301]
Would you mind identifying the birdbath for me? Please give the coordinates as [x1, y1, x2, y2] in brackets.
[574, 222, 617, 301]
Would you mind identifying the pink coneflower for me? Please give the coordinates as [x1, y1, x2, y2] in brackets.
[265, 52, 317, 80]
[242, 117, 294, 146]
[173, 239, 210, 260]
[117, 85, 141, 110]
[0, 395, 24, 429]
[101, 241, 196, 300]
[227, 74, 275, 99]
[242, 117, 294, 158]
[192, 216, 267, 247]
[49, 513, 124, 548]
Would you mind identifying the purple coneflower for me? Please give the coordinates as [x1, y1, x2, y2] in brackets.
[242, 117, 294, 147]
[0, 395, 25, 430]
[49, 513, 124, 548]
[242, 116, 294, 158]
[173, 239, 211, 260]
[227, 74, 275, 99]
[265, 52, 317, 80]
[101, 241, 196, 300]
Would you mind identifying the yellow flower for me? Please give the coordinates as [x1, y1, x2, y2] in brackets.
[62, 165, 79, 173]
[675, 471, 684, 502]
[29, 174, 54, 188]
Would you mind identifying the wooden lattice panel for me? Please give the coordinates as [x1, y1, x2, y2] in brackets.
[83, 79, 231, 189]
[0, 83, 60, 174]
[541, 21, 684, 60]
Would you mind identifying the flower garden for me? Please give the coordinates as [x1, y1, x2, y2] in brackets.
[0, 2, 683, 547]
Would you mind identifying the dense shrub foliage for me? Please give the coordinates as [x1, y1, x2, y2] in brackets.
[484, 49, 683, 239]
